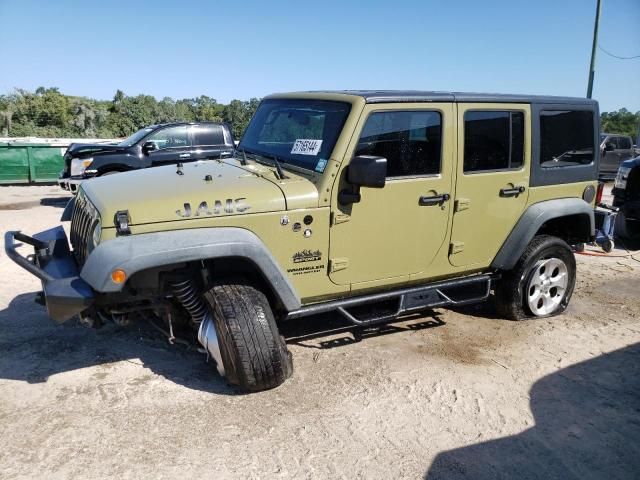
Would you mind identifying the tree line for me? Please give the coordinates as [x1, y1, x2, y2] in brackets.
[0, 87, 260, 139]
[1, 87, 639, 142]
[600, 109, 640, 141]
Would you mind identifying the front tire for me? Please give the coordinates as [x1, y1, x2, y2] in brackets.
[203, 281, 293, 391]
[495, 235, 576, 320]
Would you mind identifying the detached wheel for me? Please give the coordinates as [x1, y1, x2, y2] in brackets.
[495, 235, 576, 320]
[203, 281, 293, 391]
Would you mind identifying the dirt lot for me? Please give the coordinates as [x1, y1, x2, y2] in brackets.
[1, 185, 639, 480]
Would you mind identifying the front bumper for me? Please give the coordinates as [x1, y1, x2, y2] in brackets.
[5, 227, 94, 322]
[57, 176, 83, 194]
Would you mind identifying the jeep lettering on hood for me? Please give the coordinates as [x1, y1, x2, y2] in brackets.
[177, 198, 251, 218]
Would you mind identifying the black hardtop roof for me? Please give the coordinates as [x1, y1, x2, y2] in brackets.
[311, 90, 597, 105]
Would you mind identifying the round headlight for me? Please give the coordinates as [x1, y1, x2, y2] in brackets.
[90, 220, 102, 250]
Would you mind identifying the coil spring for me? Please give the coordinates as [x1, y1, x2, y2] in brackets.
[170, 279, 208, 324]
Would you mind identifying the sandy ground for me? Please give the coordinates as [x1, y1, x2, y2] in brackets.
[0, 185, 639, 480]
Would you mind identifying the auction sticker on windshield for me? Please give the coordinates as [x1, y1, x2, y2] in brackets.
[291, 139, 322, 155]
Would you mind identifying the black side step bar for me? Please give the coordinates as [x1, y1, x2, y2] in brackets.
[287, 274, 494, 326]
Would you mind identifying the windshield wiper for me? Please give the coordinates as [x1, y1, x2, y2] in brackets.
[234, 146, 249, 166]
[266, 153, 288, 180]
[239, 148, 288, 180]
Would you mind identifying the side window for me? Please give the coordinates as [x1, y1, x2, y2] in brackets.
[355, 111, 442, 177]
[147, 126, 189, 150]
[609, 136, 621, 149]
[618, 137, 632, 150]
[192, 125, 225, 146]
[463, 111, 524, 173]
[540, 110, 594, 167]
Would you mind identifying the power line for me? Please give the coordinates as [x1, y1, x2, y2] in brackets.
[598, 44, 640, 60]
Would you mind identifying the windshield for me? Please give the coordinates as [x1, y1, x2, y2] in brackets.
[118, 127, 155, 147]
[239, 99, 351, 173]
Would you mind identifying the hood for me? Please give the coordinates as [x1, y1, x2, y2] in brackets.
[65, 142, 125, 159]
[81, 159, 319, 227]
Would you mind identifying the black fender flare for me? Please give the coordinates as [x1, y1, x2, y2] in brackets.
[80, 227, 301, 312]
[491, 198, 595, 270]
[61, 197, 75, 221]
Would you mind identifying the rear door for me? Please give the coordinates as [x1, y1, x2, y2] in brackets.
[618, 136, 634, 162]
[449, 104, 530, 268]
[189, 124, 232, 161]
[146, 125, 192, 165]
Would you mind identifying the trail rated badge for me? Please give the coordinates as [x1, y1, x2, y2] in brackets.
[293, 249, 322, 263]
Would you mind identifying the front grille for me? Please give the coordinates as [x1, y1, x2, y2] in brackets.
[70, 191, 99, 266]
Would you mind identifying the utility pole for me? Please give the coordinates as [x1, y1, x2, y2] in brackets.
[587, 0, 602, 98]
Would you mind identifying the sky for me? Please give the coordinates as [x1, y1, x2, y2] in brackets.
[1, 0, 639, 113]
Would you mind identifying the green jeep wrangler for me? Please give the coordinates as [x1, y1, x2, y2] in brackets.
[6, 91, 599, 391]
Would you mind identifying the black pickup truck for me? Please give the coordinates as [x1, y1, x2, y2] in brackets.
[59, 122, 235, 192]
[613, 155, 640, 241]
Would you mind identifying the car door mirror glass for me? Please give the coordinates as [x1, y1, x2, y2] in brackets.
[348, 155, 387, 188]
[142, 141, 157, 154]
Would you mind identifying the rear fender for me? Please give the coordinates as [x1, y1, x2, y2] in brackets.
[492, 198, 594, 270]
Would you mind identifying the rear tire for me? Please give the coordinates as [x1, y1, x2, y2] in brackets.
[615, 211, 640, 241]
[203, 280, 293, 391]
[495, 235, 576, 320]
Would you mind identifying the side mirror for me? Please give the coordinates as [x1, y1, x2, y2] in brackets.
[347, 155, 387, 188]
[142, 141, 157, 154]
[339, 155, 387, 205]
[604, 143, 615, 152]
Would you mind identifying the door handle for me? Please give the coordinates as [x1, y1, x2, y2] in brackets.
[499, 186, 526, 197]
[419, 193, 450, 206]
[179, 153, 191, 158]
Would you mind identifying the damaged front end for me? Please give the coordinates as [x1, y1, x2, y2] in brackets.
[4, 227, 94, 322]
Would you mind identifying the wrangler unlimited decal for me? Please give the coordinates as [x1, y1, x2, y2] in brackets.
[287, 265, 325, 276]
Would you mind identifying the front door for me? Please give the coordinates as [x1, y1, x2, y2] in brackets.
[600, 136, 620, 175]
[146, 125, 192, 166]
[329, 104, 455, 286]
[449, 104, 531, 268]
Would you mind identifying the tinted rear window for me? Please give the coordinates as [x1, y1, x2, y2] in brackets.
[464, 111, 524, 172]
[193, 125, 224, 146]
[540, 110, 594, 167]
[618, 137, 632, 150]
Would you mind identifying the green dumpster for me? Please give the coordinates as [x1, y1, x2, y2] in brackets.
[0, 143, 66, 184]
[0, 144, 30, 184]
[28, 145, 66, 182]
